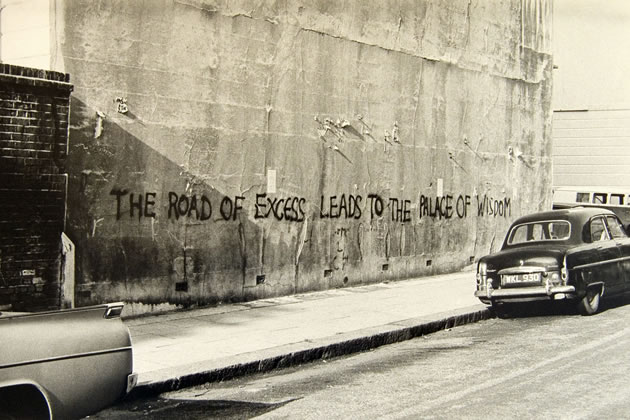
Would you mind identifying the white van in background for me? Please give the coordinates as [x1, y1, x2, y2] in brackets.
[552, 187, 630, 224]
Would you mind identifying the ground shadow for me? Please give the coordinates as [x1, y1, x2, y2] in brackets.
[88, 397, 297, 419]
[492, 293, 630, 319]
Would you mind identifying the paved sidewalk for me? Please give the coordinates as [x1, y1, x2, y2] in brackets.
[125, 269, 492, 398]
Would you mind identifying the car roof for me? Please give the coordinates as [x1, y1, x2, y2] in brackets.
[511, 207, 616, 225]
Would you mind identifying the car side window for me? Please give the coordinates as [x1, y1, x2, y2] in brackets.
[590, 217, 610, 242]
[606, 216, 627, 239]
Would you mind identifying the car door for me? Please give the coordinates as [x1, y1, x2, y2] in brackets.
[606, 215, 630, 292]
[589, 216, 624, 295]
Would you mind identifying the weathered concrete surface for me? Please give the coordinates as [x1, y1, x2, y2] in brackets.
[52, 0, 553, 313]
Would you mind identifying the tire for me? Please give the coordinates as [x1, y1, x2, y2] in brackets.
[578, 288, 601, 315]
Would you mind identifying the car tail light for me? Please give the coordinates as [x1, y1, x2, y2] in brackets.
[127, 373, 138, 393]
[476, 262, 488, 289]
[543, 270, 561, 285]
[104, 303, 125, 319]
[561, 256, 569, 284]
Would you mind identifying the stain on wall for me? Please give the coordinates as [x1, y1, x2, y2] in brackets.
[53, 0, 553, 314]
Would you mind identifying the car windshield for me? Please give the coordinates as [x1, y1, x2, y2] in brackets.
[506, 220, 571, 245]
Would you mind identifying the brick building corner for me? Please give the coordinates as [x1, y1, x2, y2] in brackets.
[0, 64, 73, 311]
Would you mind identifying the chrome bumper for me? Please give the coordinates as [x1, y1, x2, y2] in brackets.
[475, 285, 576, 302]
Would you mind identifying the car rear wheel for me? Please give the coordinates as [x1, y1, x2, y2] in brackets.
[578, 288, 600, 315]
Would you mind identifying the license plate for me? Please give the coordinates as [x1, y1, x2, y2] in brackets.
[502, 273, 541, 285]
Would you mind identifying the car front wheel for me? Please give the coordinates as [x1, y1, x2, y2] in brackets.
[578, 288, 600, 315]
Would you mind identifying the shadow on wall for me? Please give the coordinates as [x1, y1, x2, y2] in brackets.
[0, 150, 65, 310]
[66, 97, 280, 309]
[65, 96, 490, 311]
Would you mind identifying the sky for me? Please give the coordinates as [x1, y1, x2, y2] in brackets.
[553, 0, 630, 110]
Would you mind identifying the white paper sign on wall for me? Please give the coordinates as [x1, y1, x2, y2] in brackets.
[267, 169, 277, 194]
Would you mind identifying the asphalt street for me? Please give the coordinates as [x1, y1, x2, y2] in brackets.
[93, 297, 630, 419]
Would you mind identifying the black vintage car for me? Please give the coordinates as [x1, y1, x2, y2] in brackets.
[475, 207, 630, 315]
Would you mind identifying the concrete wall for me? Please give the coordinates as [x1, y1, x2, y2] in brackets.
[50, 0, 553, 315]
[0, 64, 72, 311]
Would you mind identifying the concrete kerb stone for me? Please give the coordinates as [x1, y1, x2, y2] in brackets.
[126, 305, 492, 401]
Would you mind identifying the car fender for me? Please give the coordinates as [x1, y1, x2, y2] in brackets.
[570, 266, 605, 298]
[0, 303, 135, 419]
[564, 245, 605, 294]
[585, 281, 605, 297]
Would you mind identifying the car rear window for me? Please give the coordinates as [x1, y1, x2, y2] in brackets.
[507, 220, 571, 245]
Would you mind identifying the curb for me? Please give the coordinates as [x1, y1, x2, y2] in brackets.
[127, 306, 493, 400]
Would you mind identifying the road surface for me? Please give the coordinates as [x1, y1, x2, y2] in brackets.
[91, 298, 630, 419]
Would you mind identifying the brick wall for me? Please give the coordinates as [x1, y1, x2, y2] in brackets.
[0, 64, 73, 311]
